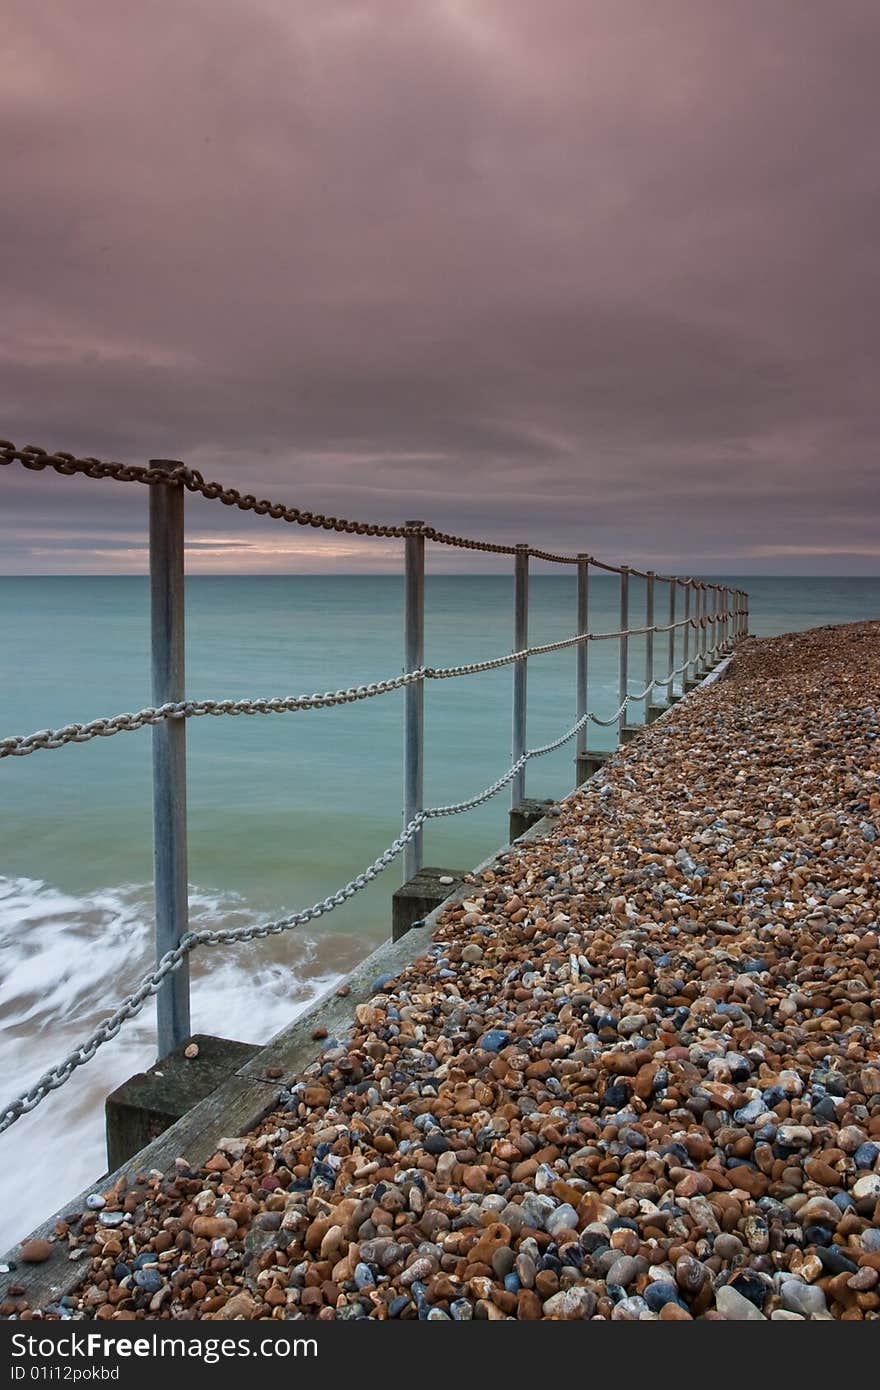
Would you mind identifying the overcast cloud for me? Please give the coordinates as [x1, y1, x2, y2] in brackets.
[2, 0, 879, 573]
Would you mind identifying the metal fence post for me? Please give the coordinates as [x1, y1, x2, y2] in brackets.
[618, 566, 629, 742]
[665, 578, 676, 702]
[713, 587, 721, 658]
[682, 580, 691, 684]
[512, 545, 529, 806]
[698, 584, 707, 671]
[644, 570, 654, 714]
[575, 554, 589, 783]
[149, 459, 191, 1059]
[403, 522, 425, 881]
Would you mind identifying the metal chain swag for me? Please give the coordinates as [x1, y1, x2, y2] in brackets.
[1, 622, 716, 759]
[1, 442, 739, 585]
[0, 438, 744, 1133]
[0, 711, 590, 1133]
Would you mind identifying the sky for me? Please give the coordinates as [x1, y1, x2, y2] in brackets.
[2, 0, 879, 575]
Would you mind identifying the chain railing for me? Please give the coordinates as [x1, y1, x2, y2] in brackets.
[0, 440, 749, 1133]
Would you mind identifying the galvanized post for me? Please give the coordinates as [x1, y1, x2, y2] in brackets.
[149, 459, 191, 1059]
[665, 579, 676, 701]
[644, 571, 654, 714]
[617, 566, 629, 742]
[713, 587, 721, 657]
[575, 554, 589, 781]
[512, 545, 529, 806]
[699, 584, 707, 670]
[682, 580, 691, 683]
[403, 521, 425, 881]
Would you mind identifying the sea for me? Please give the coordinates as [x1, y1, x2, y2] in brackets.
[1, 574, 877, 1246]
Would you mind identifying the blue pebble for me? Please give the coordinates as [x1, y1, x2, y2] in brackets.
[533, 1027, 558, 1045]
[132, 1253, 159, 1270]
[371, 974, 396, 992]
[504, 1273, 521, 1294]
[133, 1269, 163, 1294]
[450, 1299, 473, 1321]
[854, 1142, 879, 1168]
[479, 1029, 510, 1053]
[643, 1281, 683, 1312]
[388, 1295, 410, 1318]
[354, 1263, 374, 1290]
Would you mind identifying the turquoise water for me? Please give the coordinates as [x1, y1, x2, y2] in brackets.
[0, 573, 877, 1243]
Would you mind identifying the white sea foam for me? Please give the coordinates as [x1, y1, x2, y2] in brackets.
[0, 876, 345, 1250]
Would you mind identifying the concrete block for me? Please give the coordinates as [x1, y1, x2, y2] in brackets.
[509, 798, 559, 842]
[105, 1033, 259, 1171]
[392, 866, 468, 942]
[575, 748, 612, 785]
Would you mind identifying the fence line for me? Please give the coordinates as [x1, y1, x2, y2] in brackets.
[0, 438, 749, 1134]
[0, 614, 726, 760]
[2, 441, 737, 583]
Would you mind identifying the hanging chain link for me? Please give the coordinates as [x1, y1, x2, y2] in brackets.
[0, 701, 602, 1133]
[1, 441, 734, 588]
[1, 620, 723, 760]
[0, 437, 741, 1131]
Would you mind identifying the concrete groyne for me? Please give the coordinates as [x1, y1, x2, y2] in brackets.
[4, 623, 879, 1320]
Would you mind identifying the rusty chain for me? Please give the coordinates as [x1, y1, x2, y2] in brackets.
[1, 441, 737, 590]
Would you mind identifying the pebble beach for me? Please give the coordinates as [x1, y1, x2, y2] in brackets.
[11, 621, 880, 1321]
